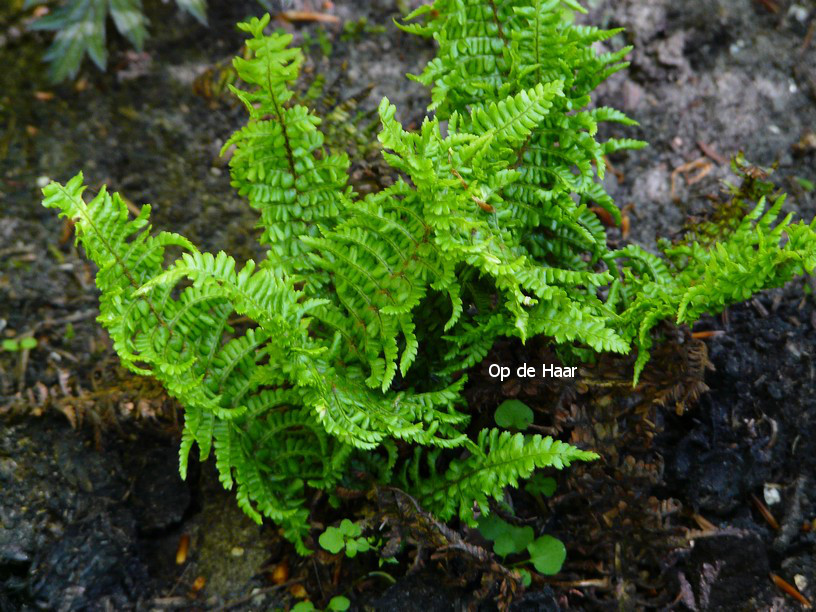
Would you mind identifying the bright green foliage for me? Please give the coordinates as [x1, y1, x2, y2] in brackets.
[40, 1, 816, 560]
[527, 534, 566, 574]
[478, 514, 534, 556]
[402, 430, 596, 525]
[222, 20, 351, 279]
[399, 0, 816, 382]
[42, 9, 600, 553]
[400, 0, 646, 366]
[1, 337, 37, 352]
[613, 175, 816, 383]
[292, 597, 351, 612]
[327, 597, 351, 612]
[319, 519, 373, 558]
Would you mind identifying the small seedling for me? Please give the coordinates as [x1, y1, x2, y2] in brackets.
[478, 514, 567, 576]
[2, 337, 37, 352]
[319, 520, 373, 558]
[291, 596, 350, 612]
[494, 399, 534, 430]
[525, 474, 557, 497]
[478, 514, 534, 557]
[301, 27, 333, 58]
[795, 177, 815, 192]
[341, 17, 386, 41]
[527, 535, 567, 575]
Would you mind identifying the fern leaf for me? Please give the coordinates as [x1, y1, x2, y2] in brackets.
[31, 0, 108, 81]
[414, 429, 597, 523]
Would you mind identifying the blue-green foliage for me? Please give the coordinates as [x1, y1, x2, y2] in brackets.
[27, 0, 274, 82]
[40, 1, 816, 557]
[26, 0, 202, 81]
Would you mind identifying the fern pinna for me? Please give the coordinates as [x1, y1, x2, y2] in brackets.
[42, 2, 816, 555]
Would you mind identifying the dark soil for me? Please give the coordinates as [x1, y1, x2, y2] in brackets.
[2, 0, 816, 610]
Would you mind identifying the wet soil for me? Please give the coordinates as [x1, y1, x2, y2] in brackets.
[2, 0, 816, 610]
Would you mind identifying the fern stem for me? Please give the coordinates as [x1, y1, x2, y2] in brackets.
[489, 0, 508, 46]
[267, 61, 297, 179]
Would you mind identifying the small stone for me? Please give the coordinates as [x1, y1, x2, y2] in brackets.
[788, 5, 809, 23]
[729, 40, 745, 55]
[230, 546, 244, 557]
[763, 485, 781, 506]
[795, 574, 808, 591]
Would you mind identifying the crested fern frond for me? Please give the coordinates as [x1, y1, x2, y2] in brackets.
[411, 429, 598, 524]
[224, 15, 352, 277]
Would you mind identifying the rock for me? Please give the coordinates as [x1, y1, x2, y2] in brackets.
[680, 532, 773, 611]
[688, 450, 746, 515]
[369, 570, 461, 611]
[126, 445, 191, 534]
[28, 511, 149, 611]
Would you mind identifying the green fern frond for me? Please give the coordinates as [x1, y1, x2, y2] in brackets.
[44, 4, 816, 561]
[412, 429, 598, 523]
[225, 15, 351, 277]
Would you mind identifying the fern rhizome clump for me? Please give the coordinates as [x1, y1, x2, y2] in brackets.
[42, 1, 816, 557]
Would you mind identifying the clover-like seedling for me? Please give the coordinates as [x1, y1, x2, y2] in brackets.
[478, 514, 567, 576]
[525, 474, 557, 497]
[1, 337, 37, 352]
[319, 520, 372, 558]
[494, 399, 534, 430]
[527, 535, 567, 575]
[291, 596, 351, 612]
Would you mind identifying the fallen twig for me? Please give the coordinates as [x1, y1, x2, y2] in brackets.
[750, 493, 780, 531]
[691, 330, 726, 340]
[540, 577, 610, 589]
[774, 474, 810, 552]
[697, 140, 728, 165]
[670, 157, 713, 201]
[691, 513, 717, 532]
[33, 308, 99, 332]
[800, 20, 815, 55]
[771, 573, 812, 609]
[754, 0, 780, 13]
[279, 11, 340, 24]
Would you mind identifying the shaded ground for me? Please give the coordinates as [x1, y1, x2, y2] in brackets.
[1, 0, 816, 610]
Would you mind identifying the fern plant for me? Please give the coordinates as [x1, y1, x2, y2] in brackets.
[25, 0, 276, 82]
[41, 1, 816, 560]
